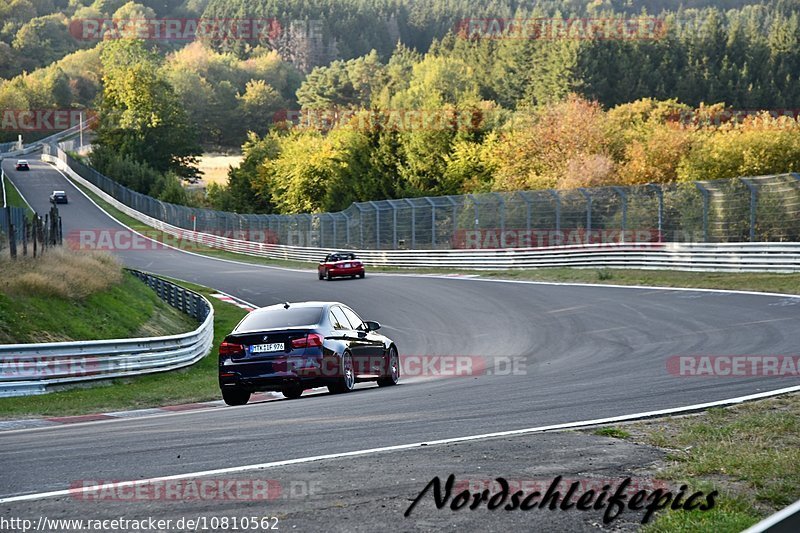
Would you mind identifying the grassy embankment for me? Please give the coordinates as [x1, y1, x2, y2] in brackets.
[0, 248, 246, 417]
[1, 172, 35, 216]
[593, 393, 800, 532]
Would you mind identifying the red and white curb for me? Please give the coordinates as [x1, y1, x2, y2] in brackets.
[210, 291, 257, 311]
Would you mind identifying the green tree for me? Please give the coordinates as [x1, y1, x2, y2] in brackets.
[238, 79, 284, 136]
[12, 14, 77, 71]
[96, 39, 200, 178]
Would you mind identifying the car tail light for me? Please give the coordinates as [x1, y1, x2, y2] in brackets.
[219, 342, 244, 357]
[292, 333, 324, 349]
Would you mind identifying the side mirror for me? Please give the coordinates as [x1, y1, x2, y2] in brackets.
[363, 320, 381, 332]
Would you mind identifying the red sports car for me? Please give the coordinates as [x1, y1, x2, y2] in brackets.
[318, 252, 365, 280]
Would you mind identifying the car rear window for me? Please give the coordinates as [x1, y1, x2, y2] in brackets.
[235, 307, 324, 332]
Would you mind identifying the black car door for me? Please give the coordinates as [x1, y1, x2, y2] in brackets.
[330, 306, 371, 376]
[340, 306, 385, 376]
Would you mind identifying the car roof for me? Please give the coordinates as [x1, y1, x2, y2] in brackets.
[250, 301, 345, 313]
[233, 301, 354, 332]
[17, 159, 27, 162]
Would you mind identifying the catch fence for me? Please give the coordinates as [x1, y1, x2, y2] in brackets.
[47, 146, 800, 250]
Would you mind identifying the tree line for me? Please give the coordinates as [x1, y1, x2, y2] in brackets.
[3, 0, 799, 214]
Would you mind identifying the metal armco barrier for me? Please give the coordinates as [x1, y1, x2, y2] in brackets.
[46, 151, 800, 272]
[0, 118, 94, 157]
[0, 270, 214, 397]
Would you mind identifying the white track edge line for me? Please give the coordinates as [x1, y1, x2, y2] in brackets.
[2, 383, 800, 504]
[3, 165, 35, 213]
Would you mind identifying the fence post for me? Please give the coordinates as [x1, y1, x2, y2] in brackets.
[578, 188, 592, 239]
[424, 197, 436, 248]
[492, 193, 506, 237]
[695, 182, 711, 243]
[404, 199, 416, 249]
[548, 190, 561, 234]
[22, 218, 27, 256]
[469, 194, 480, 235]
[354, 204, 364, 248]
[517, 191, 532, 233]
[300, 213, 312, 246]
[6, 207, 16, 259]
[740, 178, 758, 242]
[391, 202, 397, 250]
[368, 202, 380, 249]
[647, 184, 664, 242]
[445, 196, 458, 247]
[612, 186, 627, 243]
[343, 211, 352, 247]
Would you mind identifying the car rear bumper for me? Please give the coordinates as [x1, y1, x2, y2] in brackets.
[219, 354, 340, 391]
[326, 267, 365, 277]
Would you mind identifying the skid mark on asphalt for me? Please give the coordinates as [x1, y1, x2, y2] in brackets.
[546, 305, 590, 314]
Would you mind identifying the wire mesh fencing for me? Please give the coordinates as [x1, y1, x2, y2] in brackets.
[51, 146, 800, 250]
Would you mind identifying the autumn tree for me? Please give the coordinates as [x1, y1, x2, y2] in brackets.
[96, 39, 200, 178]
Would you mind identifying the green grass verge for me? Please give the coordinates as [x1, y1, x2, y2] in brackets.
[593, 393, 800, 532]
[593, 427, 630, 439]
[0, 278, 247, 419]
[0, 272, 195, 344]
[2, 173, 35, 216]
[68, 176, 800, 296]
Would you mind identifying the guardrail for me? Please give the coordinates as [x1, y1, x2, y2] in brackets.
[0, 270, 214, 397]
[0, 118, 95, 158]
[44, 150, 800, 272]
[0, 141, 19, 153]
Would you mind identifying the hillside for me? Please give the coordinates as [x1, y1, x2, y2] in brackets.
[0, 249, 196, 343]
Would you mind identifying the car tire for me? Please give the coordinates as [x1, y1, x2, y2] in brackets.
[358, 272, 365, 279]
[221, 387, 251, 406]
[377, 346, 399, 387]
[282, 385, 304, 399]
[327, 351, 355, 394]
[326, 270, 333, 281]
[318, 271, 324, 280]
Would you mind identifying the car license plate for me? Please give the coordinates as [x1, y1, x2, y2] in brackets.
[250, 343, 284, 353]
[343, 263, 351, 268]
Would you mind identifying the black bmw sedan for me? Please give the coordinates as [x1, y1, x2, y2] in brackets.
[218, 301, 399, 405]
